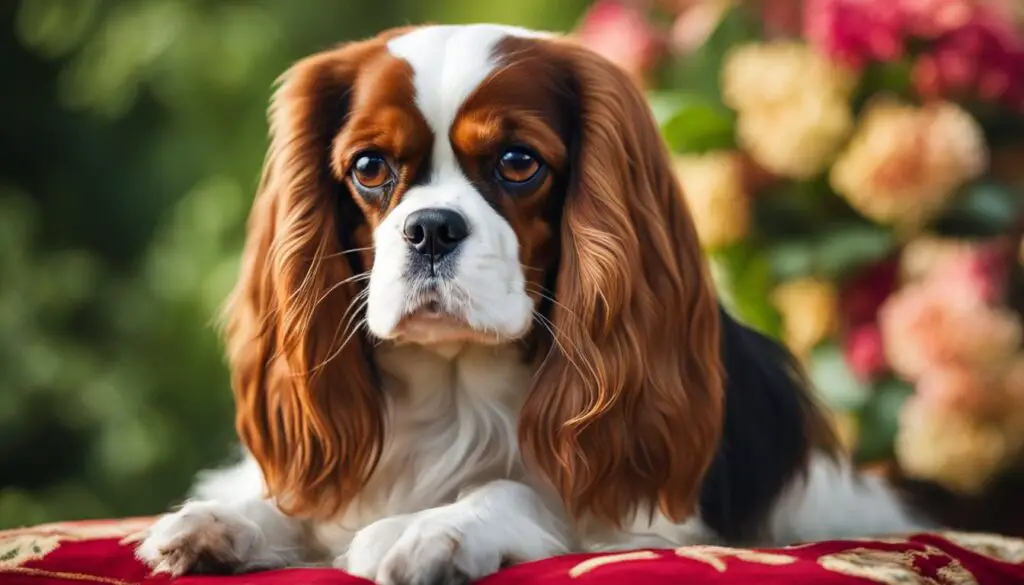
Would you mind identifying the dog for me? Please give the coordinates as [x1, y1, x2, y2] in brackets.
[134, 24, 936, 585]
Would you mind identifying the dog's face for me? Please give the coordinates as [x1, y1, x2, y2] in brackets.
[329, 26, 568, 346]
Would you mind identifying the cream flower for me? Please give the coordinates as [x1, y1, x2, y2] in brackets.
[673, 151, 750, 249]
[722, 41, 857, 179]
[915, 366, 1007, 421]
[831, 99, 988, 229]
[722, 41, 858, 113]
[896, 395, 1017, 495]
[772, 277, 839, 358]
[1000, 358, 1024, 431]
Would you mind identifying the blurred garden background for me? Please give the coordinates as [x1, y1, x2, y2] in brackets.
[1, 0, 1022, 531]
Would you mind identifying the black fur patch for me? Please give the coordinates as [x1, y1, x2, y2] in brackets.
[697, 306, 818, 543]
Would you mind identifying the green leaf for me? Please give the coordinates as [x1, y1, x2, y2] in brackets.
[854, 378, 915, 463]
[711, 241, 782, 339]
[853, 59, 914, 111]
[768, 241, 816, 281]
[767, 223, 894, 282]
[646, 91, 697, 126]
[808, 343, 871, 412]
[661, 101, 736, 154]
[939, 182, 1022, 237]
[816, 223, 895, 279]
[753, 177, 836, 239]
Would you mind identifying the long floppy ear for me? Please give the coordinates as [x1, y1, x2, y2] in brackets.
[520, 42, 725, 526]
[222, 42, 384, 520]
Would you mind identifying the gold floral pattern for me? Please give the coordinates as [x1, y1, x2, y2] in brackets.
[818, 545, 978, 585]
[0, 518, 154, 542]
[0, 517, 154, 569]
[3, 519, 1024, 585]
[569, 545, 799, 577]
[569, 551, 662, 577]
[0, 535, 62, 568]
[939, 532, 1024, 565]
[567, 535, 1024, 583]
[674, 545, 798, 572]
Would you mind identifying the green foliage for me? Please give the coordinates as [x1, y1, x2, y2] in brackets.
[660, 100, 736, 154]
[710, 242, 783, 339]
[807, 343, 871, 412]
[940, 182, 1023, 237]
[657, 6, 761, 103]
[854, 379, 915, 464]
[770, 223, 896, 282]
[0, 0, 588, 528]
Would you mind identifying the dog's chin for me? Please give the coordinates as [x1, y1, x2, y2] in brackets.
[392, 308, 512, 348]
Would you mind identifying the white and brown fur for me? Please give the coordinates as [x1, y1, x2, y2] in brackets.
[134, 24, 935, 585]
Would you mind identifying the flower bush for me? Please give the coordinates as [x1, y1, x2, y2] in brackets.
[577, 0, 1024, 494]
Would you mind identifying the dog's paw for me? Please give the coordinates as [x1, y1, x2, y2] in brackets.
[134, 501, 265, 576]
[341, 511, 500, 585]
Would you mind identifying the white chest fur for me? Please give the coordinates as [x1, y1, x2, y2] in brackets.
[312, 342, 534, 555]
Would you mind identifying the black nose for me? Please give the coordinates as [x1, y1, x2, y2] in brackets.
[403, 208, 469, 259]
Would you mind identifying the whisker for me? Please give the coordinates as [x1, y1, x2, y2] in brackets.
[314, 271, 371, 307]
[333, 316, 369, 365]
[320, 246, 374, 260]
[525, 284, 584, 326]
[308, 294, 370, 375]
[306, 286, 368, 372]
[531, 310, 594, 386]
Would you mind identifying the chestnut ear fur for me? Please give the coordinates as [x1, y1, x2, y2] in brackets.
[519, 40, 725, 526]
[224, 37, 399, 520]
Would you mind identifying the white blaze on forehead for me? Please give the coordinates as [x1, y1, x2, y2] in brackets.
[367, 25, 545, 342]
[386, 24, 547, 150]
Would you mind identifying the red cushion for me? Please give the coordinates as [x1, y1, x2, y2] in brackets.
[3, 518, 1024, 584]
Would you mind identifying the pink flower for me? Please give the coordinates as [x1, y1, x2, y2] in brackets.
[760, 0, 805, 38]
[915, 366, 1003, 417]
[901, 0, 980, 39]
[901, 0, 1018, 40]
[879, 280, 1022, 381]
[575, 0, 664, 81]
[806, 0, 1024, 112]
[804, 0, 905, 68]
[881, 241, 1020, 380]
[928, 241, 1012, 305]
[844, 323, 889, 382]
[912, 12, 1024, 113]
[670, 0, 731, 55]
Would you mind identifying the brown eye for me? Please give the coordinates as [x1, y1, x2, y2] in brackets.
[352, 152, 393, 189]
[496, 148, 542, 184]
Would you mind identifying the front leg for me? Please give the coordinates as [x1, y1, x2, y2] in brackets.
[133, 498, 307, 576]
[341, 480, 571, 585]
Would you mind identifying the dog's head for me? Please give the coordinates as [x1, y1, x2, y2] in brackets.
[226, 24, 723, 525]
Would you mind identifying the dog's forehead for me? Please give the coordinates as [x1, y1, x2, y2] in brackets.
[386, 24, 549, 135]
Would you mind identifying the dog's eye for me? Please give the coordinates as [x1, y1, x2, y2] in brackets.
[352, 152, 393, 189]
[496, 148, 542, 184]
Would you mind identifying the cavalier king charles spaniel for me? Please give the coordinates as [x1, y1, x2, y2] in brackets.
[135, 24, 936, 585]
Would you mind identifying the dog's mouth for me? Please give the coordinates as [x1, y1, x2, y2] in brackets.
[390, 292, 506, 346]
[419, 299, 445, 316]
[394, 311, 474, 346]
